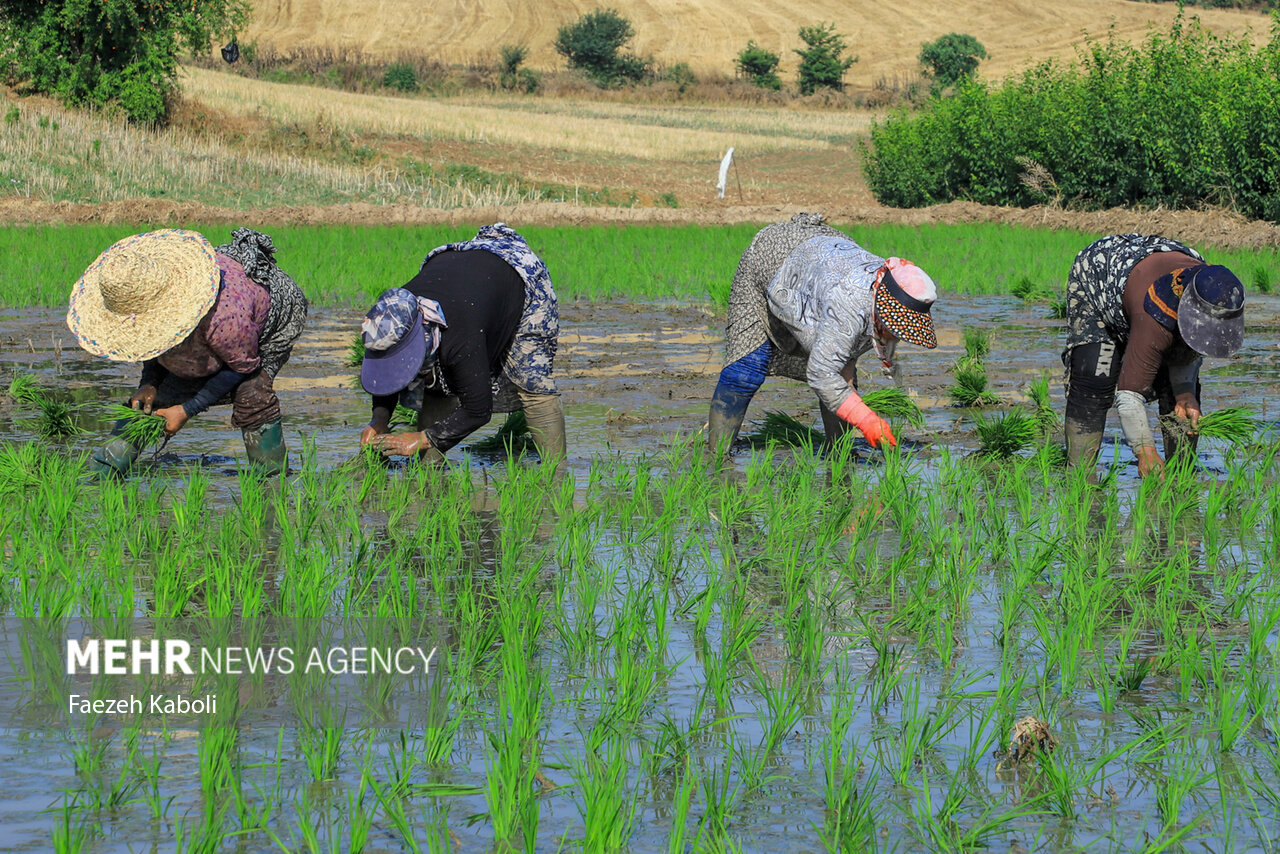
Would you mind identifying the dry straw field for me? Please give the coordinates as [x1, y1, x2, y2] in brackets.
[245, 0, 1270, 84]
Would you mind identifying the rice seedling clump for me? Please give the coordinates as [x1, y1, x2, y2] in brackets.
[106, 404, 168, 449]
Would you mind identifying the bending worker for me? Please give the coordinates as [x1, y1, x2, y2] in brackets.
[69, 228, 308, 477]
[707, 212, 939, 453]
[1063, 233, 1245, 477]
[360, 223, 565, 467]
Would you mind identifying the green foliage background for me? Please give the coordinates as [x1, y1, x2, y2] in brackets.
[0, 0, 249, 123]
[794, 22, 856, 95]
[918, 33, 988, 89]
[865, 16, 1280, 222]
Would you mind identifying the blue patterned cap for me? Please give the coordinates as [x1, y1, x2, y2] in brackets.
[1178, 265, 1245, 359]
[360, 288, 427, 395]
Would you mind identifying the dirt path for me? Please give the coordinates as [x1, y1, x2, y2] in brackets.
[5, 197, 1280, 250]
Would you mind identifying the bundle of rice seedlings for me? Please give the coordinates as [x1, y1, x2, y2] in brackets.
[1026, 376, 1060, 431]
[950, 358, 1001, 407]
[1192, 407, 1258, 445]
[7, 373, 46, 406]
[37, 398, 83, 439]
[471, 411, 534, 454]
[862, 387, 925, 429]
[106, 404, 168, 449]
[974, 410, 1038, 458]
[392, 404, 419, 427]
[8, 374, 82, 438]
[346, 333, 366, 368]
[1046, 296, 1068, 319]
[963, 327, 990, 362]
[745, 411, 824, 448]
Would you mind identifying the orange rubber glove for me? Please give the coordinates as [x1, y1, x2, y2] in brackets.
[835, 396, 898, 448]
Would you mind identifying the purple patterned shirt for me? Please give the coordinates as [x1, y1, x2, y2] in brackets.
[158, 254, 269, 377]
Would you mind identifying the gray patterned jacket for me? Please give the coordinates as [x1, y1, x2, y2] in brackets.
[767, 235, 891, 414]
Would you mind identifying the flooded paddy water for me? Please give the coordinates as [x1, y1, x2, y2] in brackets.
[1, 294, 1280, 852]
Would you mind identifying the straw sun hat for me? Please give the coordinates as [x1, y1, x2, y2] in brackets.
[66, 229, 220, 362]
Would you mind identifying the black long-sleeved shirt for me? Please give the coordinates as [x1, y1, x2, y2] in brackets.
[371, 249, 523, 451]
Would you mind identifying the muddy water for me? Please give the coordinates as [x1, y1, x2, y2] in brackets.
[1, 296, 1280, 852]
[5, 295, 1277, 471]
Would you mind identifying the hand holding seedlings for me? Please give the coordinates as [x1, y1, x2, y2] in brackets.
[1173, 393, 1201, 434]
[129, 384, 158, 414]
[153, 405, 190, 437]
[370, 430, 432, 457]
[360, 421, 391, 445]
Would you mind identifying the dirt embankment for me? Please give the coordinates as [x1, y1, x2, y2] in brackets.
[4, 198, 1280, 250]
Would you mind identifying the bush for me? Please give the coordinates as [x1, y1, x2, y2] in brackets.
[0, 0, 250, 123]
[794, 22, 856, 94]
[499, 44, 540, 93]
[919, 33, 987, 91]
[382, 62, 418, 92]
[664, 62, 696, 94]
[863, 15, 1280, 222]
[554, 8, 649, 87]
[736, 40, 782, 90]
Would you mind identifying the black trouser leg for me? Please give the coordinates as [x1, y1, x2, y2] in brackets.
[1064, 341, 1122, 469]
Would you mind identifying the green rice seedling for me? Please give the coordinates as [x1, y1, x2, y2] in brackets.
[1026, 375, 1060, 431]
[36, 397, 83, 439]
[744, 410, 823, 448]
[347, 332, 366, 367]
[1046, 294, 1068, 319]
[571, 731, 640, 852]
[666, 760, 698, 854]
[862, 387, 925, 429]
[1196, 407, 1259, 446]
[963, 326, 990, 361]
[106, 403, 167, 449]
[950, 358, 1000, 407]
[470, 411, 533, 454]
[974, 411, 1038, 458]
[1252, 264, 1273, 294]
[7, 372, 45, 406]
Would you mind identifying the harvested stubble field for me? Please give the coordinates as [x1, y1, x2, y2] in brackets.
[243, 0, 1270, 87]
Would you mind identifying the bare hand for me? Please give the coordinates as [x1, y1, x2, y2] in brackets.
[153, 405, 189, 437]
[130, 384, 158, 414]
[369, 430, 431, 457]
[360, 422, 390, 446]
[1135, 445, 1165, 479]
[1173, 394, 1202, 435]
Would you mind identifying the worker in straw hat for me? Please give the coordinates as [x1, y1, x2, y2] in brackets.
[1063, 233, 1246, 478]
[68, 227, 308, 477]
[706, 212, 939, 454]
[359, 222, 566, 468]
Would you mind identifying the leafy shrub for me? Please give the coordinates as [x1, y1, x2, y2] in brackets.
[382, 62, 418, 92]
[0, 0, 249, 123]
[665, 62, 697, 94]
[794, 22, 856, 94]
[864, 15, 1280, 222]
[919, 33, 987, 91]
[736, 40, 782, 90]
[499, 44, 540, 93]
[554, 8, 649, 87]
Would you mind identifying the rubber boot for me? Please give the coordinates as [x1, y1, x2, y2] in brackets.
[1064, 416, 1103, 479]
[88, 424, 142, 479]
[242, 418, 287, 476]
[518, 391, 567, 473]
[819, 402, 854, 454]
[706, 384, 752, 458]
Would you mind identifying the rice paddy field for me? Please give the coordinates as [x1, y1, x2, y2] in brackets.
[3, 221, 1280, 852]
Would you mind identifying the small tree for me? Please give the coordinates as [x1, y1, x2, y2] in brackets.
[499, 44, 539, 93]
[0, 0, 250, 123]
[736, 40, 781, 90]
[554, 8, 649, 87]
[794, 22, 856, 95]
[919, 33, 987, 91]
